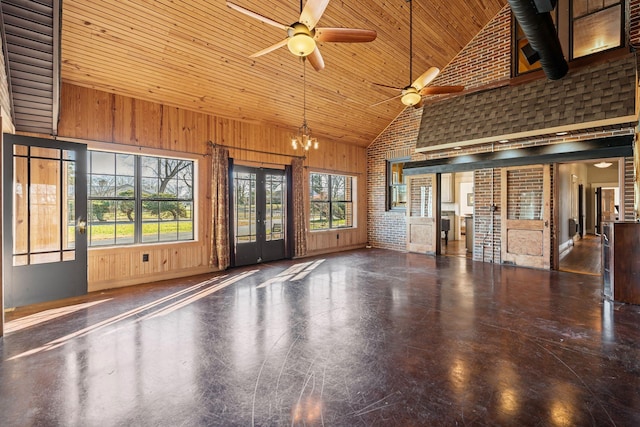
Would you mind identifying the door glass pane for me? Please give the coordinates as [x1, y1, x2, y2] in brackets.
[265, 174, 284, 241]
[14, 144, 28, 156]
[30, 158, 61, 262]
[234, 172, 257, 243]
[65, 160, 76, 251]
[410, 176, 433, 218]
[507, 168, 544, 220]
[31, 146, 60, 159]
[13, 157, 28, 257]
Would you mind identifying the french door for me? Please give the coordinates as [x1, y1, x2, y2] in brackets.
[3, 134, 88, 308]
[232, 166, 286, 266]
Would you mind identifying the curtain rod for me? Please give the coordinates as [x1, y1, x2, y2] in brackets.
[209, 141, 305, 159]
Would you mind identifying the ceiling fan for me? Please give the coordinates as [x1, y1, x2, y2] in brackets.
[372, 0, 464, 108]
[226, 0, 377, 71]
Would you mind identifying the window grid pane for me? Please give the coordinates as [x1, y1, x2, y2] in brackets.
[310, 173, 354, 231]
[88, 151, 194, 247]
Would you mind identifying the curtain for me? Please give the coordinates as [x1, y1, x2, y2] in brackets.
[292, 157, 307, 258]
[210, 145, 230, 270]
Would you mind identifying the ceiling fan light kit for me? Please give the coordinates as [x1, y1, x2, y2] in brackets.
[227, 0, 376, 71]
[371, 0, 464, 108]
[287, 23, 316, 56]
[401, 87, 422, 106]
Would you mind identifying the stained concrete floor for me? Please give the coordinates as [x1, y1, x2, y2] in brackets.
[1, 249, 640, 426]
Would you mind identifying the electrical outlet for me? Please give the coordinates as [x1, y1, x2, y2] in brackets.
[142, 254, 149, 262]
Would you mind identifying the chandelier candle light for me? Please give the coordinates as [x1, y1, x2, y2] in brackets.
[292, 59, 319, 151]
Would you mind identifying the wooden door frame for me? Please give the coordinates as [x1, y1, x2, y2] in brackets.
[406, 173, 439, 254]
[501, 164, 551, 269]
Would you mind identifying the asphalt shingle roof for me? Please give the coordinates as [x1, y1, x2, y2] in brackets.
[416, 54, 637, 150]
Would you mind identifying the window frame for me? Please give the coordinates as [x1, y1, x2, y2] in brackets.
[387, 158, 409, 212]
[87, 150, 195, 247]
[569, 0, 624, 61]
[309, 172, 355, 231]
[511, 0, 625, 76]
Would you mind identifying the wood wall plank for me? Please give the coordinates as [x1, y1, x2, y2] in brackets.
[57, 83, 367, 290]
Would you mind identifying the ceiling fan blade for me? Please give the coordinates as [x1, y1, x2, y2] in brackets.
[373, 82, 403, 90]
[413, 99, 425, 109]
[307, 47, 325, 71]
[226, 2, 289, 30]
[420, 85, 465, 95]
[371, 93, 402, 107]
[314, 28, 377, 43]
[412, 67, 440, 91]
[299, 0, 330, 30]
[249, 39, 289, 58]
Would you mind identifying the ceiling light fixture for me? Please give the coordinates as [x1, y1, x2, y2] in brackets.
[292, 59, 319, 152]
[401, 87, 422, 106]
[287, 23, 316, 57]
[498, 139, 509, 143]
[594, 161, 612, 168]
[556, 131, 568, 136]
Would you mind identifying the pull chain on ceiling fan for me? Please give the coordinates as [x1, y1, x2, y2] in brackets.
[372, 0, 464, 108]
[227, 0, 377, 71]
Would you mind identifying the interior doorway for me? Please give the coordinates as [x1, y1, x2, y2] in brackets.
[557, 159, 620, 275]
[439, 171, 473, 258]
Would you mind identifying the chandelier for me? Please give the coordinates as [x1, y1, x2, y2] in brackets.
[291, 59, 319, 151]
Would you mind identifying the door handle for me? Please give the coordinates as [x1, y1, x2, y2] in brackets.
[76, 217, 86, 234]
[544, 220, 549, 227]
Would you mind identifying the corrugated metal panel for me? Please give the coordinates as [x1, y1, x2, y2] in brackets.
[1, 0, 59, 135]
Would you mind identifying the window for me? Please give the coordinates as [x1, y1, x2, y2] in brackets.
[571, 0, 622, 59]
[387, 159, 407, 210]
[512, 0, 623, 75]
[309, 172, 354, 230]
[88, 151, 194, 246]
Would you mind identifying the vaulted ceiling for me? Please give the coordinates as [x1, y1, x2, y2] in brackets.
[61, 0, 507, 147]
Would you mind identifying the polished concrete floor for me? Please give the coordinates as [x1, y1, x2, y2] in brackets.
[1, 249, 640, 426]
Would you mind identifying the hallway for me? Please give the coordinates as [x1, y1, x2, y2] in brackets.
[560, 234, 602, 276]
[1, 249, 639, 425]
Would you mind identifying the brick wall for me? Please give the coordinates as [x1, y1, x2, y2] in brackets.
[473, 168, 501, 263]
[367, 3, 639, 261]
[367, 6, 512, 251]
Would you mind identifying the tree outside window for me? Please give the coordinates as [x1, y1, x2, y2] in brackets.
[88, 151, 194, 246]
[310, 173, 354, 230]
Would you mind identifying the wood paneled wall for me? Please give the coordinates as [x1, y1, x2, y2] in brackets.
[57, 83, 367, 290]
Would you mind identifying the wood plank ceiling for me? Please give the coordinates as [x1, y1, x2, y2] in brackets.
[61, 0, 507, 147]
